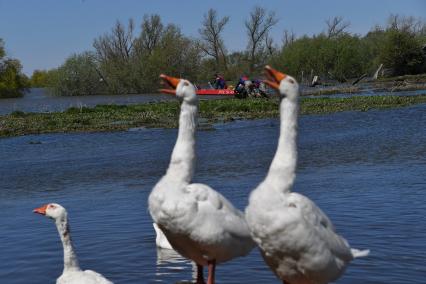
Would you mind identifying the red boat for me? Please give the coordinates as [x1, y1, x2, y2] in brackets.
[196, 89, 235, 96]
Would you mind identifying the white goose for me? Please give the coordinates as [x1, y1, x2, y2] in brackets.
[149, 74, 255, 284]
[33, 203, 114, 284]
[245, 66, 369, 284]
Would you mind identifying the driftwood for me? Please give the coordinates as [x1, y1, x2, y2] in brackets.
[352, 73, 367, 85]
[311, 75, 320, 87]
[373, 64, 383, 80]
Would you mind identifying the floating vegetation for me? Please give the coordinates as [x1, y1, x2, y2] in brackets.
[1, 94, 426, 137]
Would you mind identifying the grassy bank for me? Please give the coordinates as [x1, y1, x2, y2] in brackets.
[1, 94, 426, 137]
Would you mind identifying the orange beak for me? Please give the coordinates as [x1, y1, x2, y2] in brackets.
[159, 74, 181, 95]
[263, 65, 287, 90]
[33, 204, 48, 215]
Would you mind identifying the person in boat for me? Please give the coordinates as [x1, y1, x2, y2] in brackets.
[248, 78, 268, 98]
[234, 75, 250, 98]
[213, 73, 226, 89]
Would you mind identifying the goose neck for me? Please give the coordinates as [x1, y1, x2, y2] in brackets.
[55, 217, 80, 272]
[265, 97, 298, 192]
[166, 101, 198, 182]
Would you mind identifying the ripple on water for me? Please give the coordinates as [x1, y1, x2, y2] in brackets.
[0, 104, 425, 283]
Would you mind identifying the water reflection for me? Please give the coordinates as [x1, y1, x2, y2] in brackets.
[156, 248, 197, 282]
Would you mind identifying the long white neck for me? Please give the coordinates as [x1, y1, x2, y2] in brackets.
[165, 101, 198, 183]
[55, 217, 81, 272]
[264, 97, 298, 193]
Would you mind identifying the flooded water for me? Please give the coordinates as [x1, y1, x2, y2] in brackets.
[1, 88, 425, 115]
[0, 103, 425, 283]
[304, 89, 426, 99]
[0, 89, 227, 115]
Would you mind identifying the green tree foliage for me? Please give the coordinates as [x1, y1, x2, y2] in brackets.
[272, 34, 365, 82]
[132, 23, 201, 92]
[30, 69, 49, 87]
[271, 15, 426, 82]
[0, 39, 29, 98]
[48, 51, 106, 96]
[47, 13, 426, 96]
[86, 16, 202, 95]
[379, 28, 425, 76]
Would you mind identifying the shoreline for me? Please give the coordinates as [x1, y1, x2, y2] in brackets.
[1, 94, 426, 138]
[301, 74, 426, 96]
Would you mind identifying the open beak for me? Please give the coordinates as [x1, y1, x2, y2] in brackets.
[33, 204, 48, 215]
[159, 74, 181, 95]
[263, 65, 287, 90]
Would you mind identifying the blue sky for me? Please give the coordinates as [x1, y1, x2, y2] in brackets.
[1, 0, 425, 75]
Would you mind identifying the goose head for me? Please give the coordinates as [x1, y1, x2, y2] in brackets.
[264, 65, 299, 101]
[33, 203, 67, 221]
[160, 74, 197, 104]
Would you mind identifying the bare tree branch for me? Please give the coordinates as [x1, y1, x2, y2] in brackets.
[265, 34, 275, 56]
[198, 8, 229, 71]
[282, 29, 296, 48]
[136, 14, 164, 55]
[245, 6, 278, 73]
[387, 14, 426, 34]
[93, 19, 135, 62]
[326, 16, 350, 38]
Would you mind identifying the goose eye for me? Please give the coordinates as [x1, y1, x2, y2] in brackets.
[49, 204, 56, 209]
[288, 79, 295, 84]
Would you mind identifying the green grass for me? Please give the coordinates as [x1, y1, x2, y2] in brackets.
[1, 94, 426, 137]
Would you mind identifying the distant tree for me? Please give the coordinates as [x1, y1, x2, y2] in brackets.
[361, 27, 387, 73]
[271, 33, 366, 82]
[0, 39, 5, 59]
[198, 9, 229, 72]
[0, 39, 28, 98]
[265, 34, 277, 56]
[387, 14, 426, 35]
[30, 70, 49, 87]
[282, 30, 296, 48]
[93, 19, 136, 93]
[245, 6, 278, 74]
[134, 14, 164, 56]
[132, 22, 202, 92]
[49, 51, 106, 96]
[326, 16, 350, 38]
[94, 19, 135, 62]
[332, 35, 365, 81]
[379, 28, 425, 76]
[224, 51, 250, 81]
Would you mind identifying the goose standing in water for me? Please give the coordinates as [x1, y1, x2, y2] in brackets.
[149, 74, 255, 284]
[33, 203, 113, 284]
[245, 66, 369, 284]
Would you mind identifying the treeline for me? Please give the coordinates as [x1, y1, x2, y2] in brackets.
[37, 11, 426, 96]
[0, 39, 29, 98]
[271, 15, 426, 83]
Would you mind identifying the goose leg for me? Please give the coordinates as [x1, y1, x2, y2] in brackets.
[207, 260, 216, 284]
[196, 264, 205, 284]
